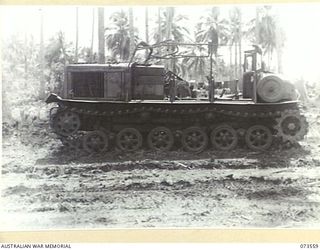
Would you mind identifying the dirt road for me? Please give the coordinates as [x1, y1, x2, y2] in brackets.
[1, 107, 320, 230]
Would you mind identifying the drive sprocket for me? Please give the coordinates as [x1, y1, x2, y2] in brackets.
[274, 109, 308, 142]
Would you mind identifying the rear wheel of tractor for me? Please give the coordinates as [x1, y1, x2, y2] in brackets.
[147, 126, 174, 151]
[116, 128, 143, 152]
[211, 125, 238, 151]
[181, 126, 208, 153]
[245, 125, 273, 151]
[83, 130, 108, 154]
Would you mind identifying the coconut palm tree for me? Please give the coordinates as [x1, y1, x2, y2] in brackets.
[105, 10, 132, 61]
[246, 6, 277, 67]
[195, 7, 229, 57]
[145, 7, 149, 46]
[183, 7, 229, 81]
[98, 7, 105, 63]
[39, 8, 45, 99]
[228, 7, 243, 79]
[152, 7, 190, 75]
[153, 8, 190, 43]
[128, 8, 135, 58]
[90, 8, 95, 62]
[75, 7, 79, 63]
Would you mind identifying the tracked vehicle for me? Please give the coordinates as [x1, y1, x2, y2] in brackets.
[46, 42, 308, 153]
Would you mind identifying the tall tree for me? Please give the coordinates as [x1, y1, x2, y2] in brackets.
[238, 9, 242, 76]
[247, 6, 277, 68]
[39, 8, 45, 99]
[187, 7, 228, 80]
[90, 8, 95, 62]
[228, 7, 242, 78]
[45, 31, 75, 93]
[158, 7, 162, 43]
[98, 7, 105, 64]
[195, 7, 229, 58]
[106, 10, 131, 61]
[145, 7, 149, 58]
[274, 12, 285, 73]
[152, 7, 189, 74]
[75, 7, 79, 63]
[153, 8, 189, 43]
[128, 8, 135, 57]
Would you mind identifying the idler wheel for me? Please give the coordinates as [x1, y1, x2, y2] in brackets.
[52, 110, 80, 136]
[211, 125, 238, 151]
[116, 128, 143, 152]
[83, 130, 108, 153]
[245, 125, 273, 151]
[181, 126, 208, 153]
[147, 126, 174, 151]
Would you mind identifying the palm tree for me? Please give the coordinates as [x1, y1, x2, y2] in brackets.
[195, 7, 229, 57]
[128, 8, 135, 58]
[182, 49, 208, 82]
[274, 12, 285, 73]
[75, 7, 79, 63]
[153, 8, 189, 43]
[184, 7, 228, 81]
[106, 10, 137, 61]
[157, 7, 162, 43]
[145, 7, 149, 58]
[247, 6, 277, 67]
[152, 7, 190, 75]
[39, 8, 45, 99]
[90, 8, 95, 62]
[228, 7, 242, 79]
[98, 7, 105, 63]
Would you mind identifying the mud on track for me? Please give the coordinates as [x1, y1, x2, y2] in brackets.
[1, 107, 320, 230]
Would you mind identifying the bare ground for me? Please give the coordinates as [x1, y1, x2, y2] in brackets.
[1, 106, 320, 230]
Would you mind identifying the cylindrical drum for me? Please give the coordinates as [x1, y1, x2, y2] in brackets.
[257, 74, 285, 102]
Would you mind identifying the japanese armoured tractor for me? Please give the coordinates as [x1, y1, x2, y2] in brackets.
[46, 44, 308, 153]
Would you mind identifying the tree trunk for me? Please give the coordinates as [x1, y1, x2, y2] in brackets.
[39, 9, 45, 100]
[275, 13, 283, 73]
[255, 7, 260, 44]
[234, 41, 238, 79]
[229, 43, 233, 80]
[24, 33, 28, 86]
[165, 7, 173, 40]
[129, 8, 135, 59]
[158, 7, 162, 42]
[90, 8, 95, 62]
[238, 10, 242, 77]
[98, 7, 105, 64]
[75, 7, 79, 63]
[165, 7, 174, 71]
[145, 7, 149, 58]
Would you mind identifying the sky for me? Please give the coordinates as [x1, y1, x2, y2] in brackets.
[1, 3, 320, 83]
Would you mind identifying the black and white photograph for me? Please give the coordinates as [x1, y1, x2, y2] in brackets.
[1, 3, 320, 231]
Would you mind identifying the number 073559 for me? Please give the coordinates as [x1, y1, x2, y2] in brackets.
[300, 244, 319, 248]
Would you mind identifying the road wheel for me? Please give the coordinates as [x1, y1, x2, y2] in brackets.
[245, 125, 273, 150]
[83, 130, 108, 153]
[181, 126, 208, 152]
[211, 125, 238, 150]
[147, 126, 174, 151]
[52, 110, 80, 136]
[116, 128, 142, 152]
